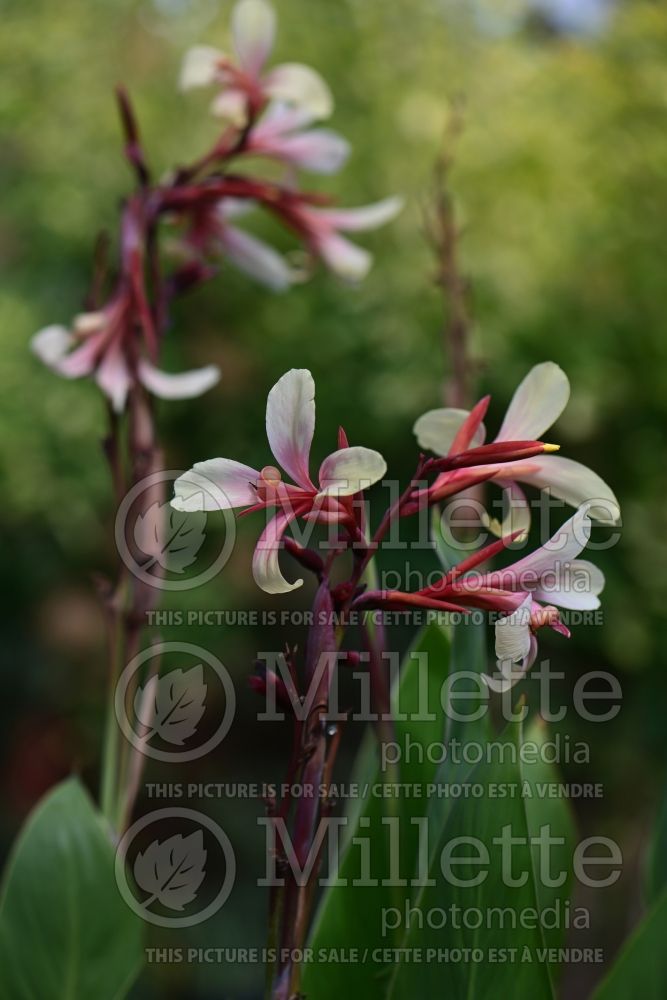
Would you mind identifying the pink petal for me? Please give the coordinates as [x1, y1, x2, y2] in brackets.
[232, 0, 275, 76]
[138, 358, 220, 400]
[315, 232, 371, 281]
[493, 454, 620, 524]
[252, 509, 303, 594]
[172, 458, 260, 512]
[220, 224, 295, 291]
[95, 340, 132, 413]
[252, 128, 350, 173]
[311, 196, 404, 232]
[266, 369, 315, 490]
[317, 446, 387, 496]
[481, 507, 592, 593]
[497, 362, 570, 442]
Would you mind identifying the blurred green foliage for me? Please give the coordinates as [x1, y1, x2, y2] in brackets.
[2, 0, 667, 995]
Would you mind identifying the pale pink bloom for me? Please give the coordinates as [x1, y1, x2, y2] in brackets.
[180, 0, 333, 124]
[360, 505, 603, 692]
[212, 199, 298, 291]
[293, 196, 404, 281]
[245, 103, 350, 174]
[172, 369, 386, 594]
[31, 309, 220, 413]
[414, 362, 620, 527]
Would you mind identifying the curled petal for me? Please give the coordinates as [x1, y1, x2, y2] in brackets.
[95, 340, 131, 413]
[137, 358, 220, 400]
[264, 62, 333, 119]
[266, 368, 315, 489]
[486, 507, 593, 595]
[497, 362, 570, 441]
[494, 593, 533, 663]
[485, 634, 538, 693]
[498, 454, 620, 525]
[31, 324, 75, 368]
[220, 224, 296, 291]
[253, 509, 303, 594]
[316, 232, 371, 281]
[413, 407, 486, 457]
[179, 45, 225, 90]
[172, 458, 259, 512]
[312, 196, 404, 232]
[533, 558, 605, 610]
[318, 446, 387, 496]
[232, 0, 275, 76]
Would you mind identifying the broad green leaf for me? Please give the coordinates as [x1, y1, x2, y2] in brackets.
[0, 778, 144, 1000]
[302, 624, 451, 999]
[521, 718, 577, 983]
[387, 721, 554, 1000]
[593, 888, 667, 1000]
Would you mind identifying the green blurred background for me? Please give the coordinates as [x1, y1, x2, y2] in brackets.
[2, 0, 666, 996]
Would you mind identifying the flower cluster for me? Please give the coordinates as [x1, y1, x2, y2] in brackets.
[31, 0, 401, 412]
[174, 362, 619, 691]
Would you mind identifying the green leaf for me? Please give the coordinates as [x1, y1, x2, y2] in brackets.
[646, 776, 667, 904]
[521, 718, 577, 982]
[593, 889, 667, 1000]
[0, 778, 144, 1000]
[387, 720, 555, 1000]
[302, 624, 451, 999]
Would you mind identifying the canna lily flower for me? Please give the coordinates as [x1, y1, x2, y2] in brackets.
[184, 194, 404, 287]
[291, 196, 404, 281]
[356, 505, 603, 692]
[414, 362, 620, 529]
[31, 307, 220, 413]
[185, 198, 298, 292]
[244, 103, 350, 175]
[180, 0, 333, 125]
[172, 369, 387, 594]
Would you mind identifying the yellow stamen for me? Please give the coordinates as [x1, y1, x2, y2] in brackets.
[543, 443, 560, 453]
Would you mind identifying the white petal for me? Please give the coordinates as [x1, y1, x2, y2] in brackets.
[252, 510, 303, 594]
[311, 196, 404, 232]
[266, 368, 315, 489]
[172, 458, 259, 512]
[318, 446, 387, 497]
[495, 594, 533, 663]
[501, 507, 592, 583]
[179, 45, 225, 90]
[138, 359, 220, 400]
[220, 224, 296, 291]
[265, 62, 333, 119]
[413, 407, 486, 457]
[258, 128, 350, 174]
[31, 324, 74, 367]
[95, 341, 131, 413]
[251, 101, 314, 139]
[533, 559, 605, 610]
[316, 232, 371, 281]
[497, 362, 570, 441]
[501, 454, 620, 524]
[210, 89, 248, 125]
[232, 0, 275, 75]
[217, 197, 257, 220]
